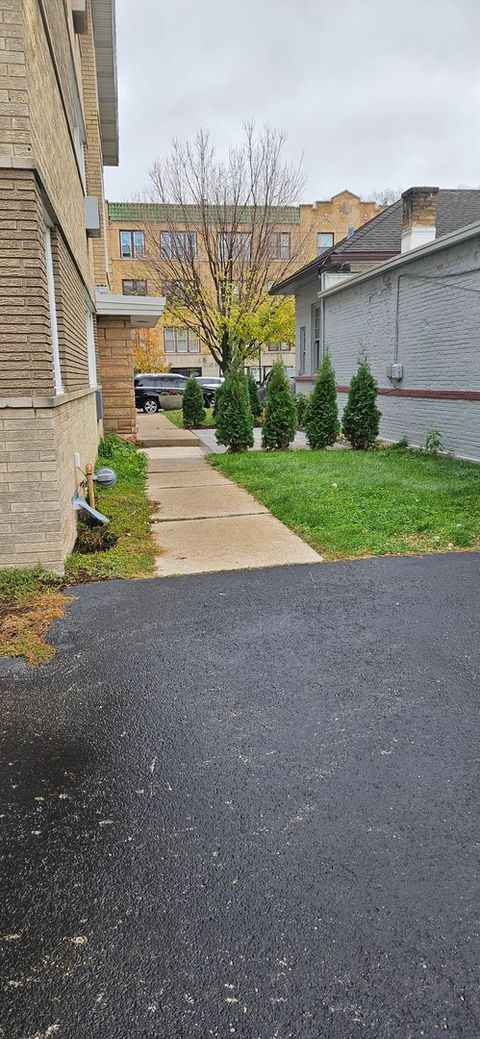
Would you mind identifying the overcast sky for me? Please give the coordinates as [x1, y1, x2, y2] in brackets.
[105, 0, 480, 204]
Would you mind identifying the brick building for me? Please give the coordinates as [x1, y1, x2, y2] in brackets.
[0, 0, 162, 572]
[107, 191, 382, 378]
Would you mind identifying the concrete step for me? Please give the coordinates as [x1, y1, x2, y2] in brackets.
[137, 433, 199, 448]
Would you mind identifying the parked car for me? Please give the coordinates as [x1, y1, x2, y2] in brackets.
[194, 376, 224, 407]
[134, 373, 188, 413]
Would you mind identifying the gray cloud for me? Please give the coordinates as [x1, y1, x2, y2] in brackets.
[105, 0, 480, 202]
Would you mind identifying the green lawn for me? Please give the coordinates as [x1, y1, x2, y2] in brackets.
[210, 447, 480, 559]
[65, 434, 156, 581]
[163, 408, 216, 429]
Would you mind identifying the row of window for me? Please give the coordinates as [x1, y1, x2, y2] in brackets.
[120, 229, 286, 262]
[162, 328, 291, 355]
[119, 228, 353, 261]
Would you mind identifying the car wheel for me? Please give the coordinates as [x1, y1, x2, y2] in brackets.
[143, 398, 159, 414]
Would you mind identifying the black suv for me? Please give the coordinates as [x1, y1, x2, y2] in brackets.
[134, 373, 188, 413]
[194, 376, 224, 407]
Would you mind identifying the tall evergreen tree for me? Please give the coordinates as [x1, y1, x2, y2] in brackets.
[342, 357, 381, 449]
[215, 359, 254, 452]
[247, 370, 262, 421]
[261, 361, 297, 450]
[305, 353, 339, 449]
[182, 377, 206, 428]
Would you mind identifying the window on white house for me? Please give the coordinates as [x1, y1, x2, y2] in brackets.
[122, 279, 147, 295]
[268, 341, 291, 352]
[160, 231, 197, 260]
[313, 304, 322, 370]
[299, 325, 306, 375]
[268, 232, 290, 260]
[85, 308, 97, 388]
[317, 231, 334, 253]
[164, 327, 201, 353]
[217, 232, 252, 261]
[119, 230, 145, 258]
[44, 225, 63, 395]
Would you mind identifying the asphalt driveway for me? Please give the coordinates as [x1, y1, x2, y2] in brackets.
[1, 554, 480, 1037]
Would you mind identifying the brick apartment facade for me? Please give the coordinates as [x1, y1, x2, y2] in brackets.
[107, 191, 382, 378]
[0, 0, 162, 572]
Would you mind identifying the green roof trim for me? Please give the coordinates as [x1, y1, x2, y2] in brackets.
[108, 202, 301, 225]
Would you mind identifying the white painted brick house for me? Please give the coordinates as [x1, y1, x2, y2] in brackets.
[271, 188, 480, 460]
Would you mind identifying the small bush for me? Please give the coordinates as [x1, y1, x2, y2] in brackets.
[424, 429, 443, 454]
[305, 354, 339, 449]
[296, 393, 311, 429]
[215, 359, 254, 452]
[212, 381, 226, 418]
[261, 360, 297, 450]
[391, 435, 409, 450]
[342, 358, 381, 450]
[247, 371, 262, 421]
[182, 377, 206, 428]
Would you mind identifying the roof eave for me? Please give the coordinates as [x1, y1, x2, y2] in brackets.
[91, 0, 119, 167]
[316, 219, 480, 301]
[95, 290, 165, 328]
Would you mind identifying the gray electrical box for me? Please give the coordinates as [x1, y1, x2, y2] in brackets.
[387, 362, 404, 380]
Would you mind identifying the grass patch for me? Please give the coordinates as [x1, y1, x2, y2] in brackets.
[211, 446, 480, 560]
[0, 566, 68, 666]
[0, 436, 157, 664]
[163, 408, 216, 429]
[65, 435, 156, 581]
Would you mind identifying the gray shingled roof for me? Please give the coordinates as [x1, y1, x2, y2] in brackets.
[271, 189, 480, 293]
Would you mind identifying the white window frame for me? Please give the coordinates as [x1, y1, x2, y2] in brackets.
[85, 306, 97, 388]
[119, 230, 145, 258]
[44, 223, 63, 396]
[299, 325, 306, 375]
[317, 231, 334, 253]
[217, 232, 252, 261]
[164, 326, 201, 354]
[268, 231, 290, 260]
[72, 77, 86, 192]
[312, 303, 322, 372]
[160, 231, 197, 260]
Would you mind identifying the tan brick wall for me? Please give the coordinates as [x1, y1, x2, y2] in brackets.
[23, 0, 91, 289]
[50, 227, 90, 391]
[0, 167, 55, 397]
[79, 1, 110, 288]
[0, 390, 99, 572]
[97, 318, 137, 440]
[0, 0, 29, 161]
[299, 192, 382, 256]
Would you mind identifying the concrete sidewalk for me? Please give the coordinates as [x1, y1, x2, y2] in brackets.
[136, 411, 199, 448]
[147, 446, 322, 576]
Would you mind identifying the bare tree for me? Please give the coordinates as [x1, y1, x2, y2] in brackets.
[363, 187, 402, 206]
[141, 124, 306, 372]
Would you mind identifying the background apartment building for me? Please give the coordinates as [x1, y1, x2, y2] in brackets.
[0, 0, 161, 572]
[108, 191, 381, 378]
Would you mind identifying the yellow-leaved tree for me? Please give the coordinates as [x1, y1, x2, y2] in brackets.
[132, 328, 169, 374]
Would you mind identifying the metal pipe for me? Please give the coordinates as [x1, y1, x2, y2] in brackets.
[85, 463, 95, 509]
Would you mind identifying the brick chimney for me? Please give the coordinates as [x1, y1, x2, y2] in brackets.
[401, 186, 439, 253]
